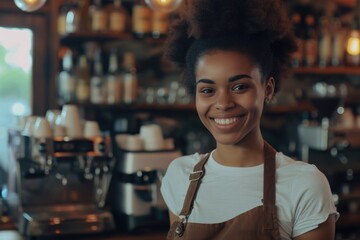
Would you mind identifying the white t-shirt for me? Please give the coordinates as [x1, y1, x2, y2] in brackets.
[160, 151, 339, 239]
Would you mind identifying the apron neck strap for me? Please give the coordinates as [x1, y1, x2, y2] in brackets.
[178, 141, 277, 228]
[179, 152, 210, 218]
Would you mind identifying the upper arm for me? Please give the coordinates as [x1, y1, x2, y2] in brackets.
[293, 214, 336, 240]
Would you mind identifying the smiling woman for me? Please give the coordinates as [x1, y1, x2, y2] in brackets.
[160, 0, 339, 239]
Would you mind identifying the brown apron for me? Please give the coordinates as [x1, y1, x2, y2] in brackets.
[167, 142, 281, 240]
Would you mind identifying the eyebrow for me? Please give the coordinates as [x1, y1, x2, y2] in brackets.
[196, 74, 252, 85]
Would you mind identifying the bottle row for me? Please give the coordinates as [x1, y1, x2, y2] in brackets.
[58, 0, 171, 39]
[58, 45, 138, 105]
[289, 2, 359, 68]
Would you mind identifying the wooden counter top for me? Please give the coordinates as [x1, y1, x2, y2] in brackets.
[0, 230, 167, 240]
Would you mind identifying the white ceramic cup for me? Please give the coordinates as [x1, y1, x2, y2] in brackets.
[59, 104, 83, 138]
[83, 120, 101, 138]
[115, 134, 130, 149]
[16, 115, 29, 131]
[125, 134, 143, 151]
[45, 109, 61, 128]
[33, 117, 53, 138]
[139, 124, 165, 151]
[22, 116, 38, 136]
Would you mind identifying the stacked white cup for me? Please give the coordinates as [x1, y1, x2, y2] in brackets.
[139, 124, 165, 151]
[59, 104, 83, 138]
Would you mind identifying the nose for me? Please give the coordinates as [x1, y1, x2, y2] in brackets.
[215, 91, 235, 110]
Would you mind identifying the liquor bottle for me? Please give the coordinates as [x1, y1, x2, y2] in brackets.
[106, 48, 123, 104]
[303, 13, 318, 67]
[76, 54, 90, 102]
[65, 0, 80, 33]
[331, 15, 346, 66]
[91, 0, 107, 32]
[109, 0, 127, 33]
[122, 52, 138, 104]
[58, 1, 69, 35]
[132, 0, 153, 38]
[318, 16, 332, 68]
[152, 10, 169, 39]
[90, 48, 106, 104]
[58, 49, 76, 104]
[289, 3, 305, 67]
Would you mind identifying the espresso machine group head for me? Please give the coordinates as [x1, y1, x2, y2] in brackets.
[5, 129, 115, 238]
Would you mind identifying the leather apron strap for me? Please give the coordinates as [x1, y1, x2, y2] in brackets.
[263, 141, 277, 230]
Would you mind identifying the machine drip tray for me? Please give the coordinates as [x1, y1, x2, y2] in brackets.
[18, 204, 115, 237]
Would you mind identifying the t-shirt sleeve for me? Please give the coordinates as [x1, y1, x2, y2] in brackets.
[160, 159, 180, 215]
[291, 164, 339, 238]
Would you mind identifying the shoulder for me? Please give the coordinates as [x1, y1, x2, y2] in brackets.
[166, 152, 206, 177]
[275, 152, 330, 195]
[161, 152, 208, 214]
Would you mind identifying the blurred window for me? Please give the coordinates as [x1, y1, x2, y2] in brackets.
[0, 27, 33, 128]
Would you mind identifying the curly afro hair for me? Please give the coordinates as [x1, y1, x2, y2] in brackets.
[164, 0, 297, 94]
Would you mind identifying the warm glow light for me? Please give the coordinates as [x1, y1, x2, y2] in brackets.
[11, 103, 26, 116]
[13, 0, 47, 12]
[347, 30, 360, 55]
[145, 0, 182, 13]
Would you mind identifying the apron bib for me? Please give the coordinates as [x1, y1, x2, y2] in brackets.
[167, 142, 281, 240]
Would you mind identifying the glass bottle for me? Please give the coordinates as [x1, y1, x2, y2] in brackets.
[109, 0, 127, 33]
[331, 16, 346, 67]
[318, 16, 332, 68]
[290, 2, 305, 67]
[152, 10, 169, 39]
[65, 0, 80, 33]
[91, 0, 107, 32]
[107, 48, 123, 104]
[132, 0, 153, 38]
[76, 54, 90, 102]
[58, 49, 76, 105]
[303, 13, 318, 67]
[90, 48, 106, 104]
[122, 52, 138, 104]
[58, 1, 69, 35]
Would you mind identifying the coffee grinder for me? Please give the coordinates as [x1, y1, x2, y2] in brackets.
[111, 150, 182, 232]
[298, 82, 348, 158]
[4, 129, 116, 238]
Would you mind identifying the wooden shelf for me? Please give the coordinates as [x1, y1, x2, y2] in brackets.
[74, 102, 197, 112]
[293, 66, 360, 75]
[71, 101, 313, 114]
[60, 31, 167, 46]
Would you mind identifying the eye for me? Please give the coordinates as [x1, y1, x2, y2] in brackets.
[198, 87, 214, 95]
[232, 84, 248, 93]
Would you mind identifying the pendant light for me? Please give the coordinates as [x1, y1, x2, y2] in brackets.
[346, 0, 360, 57]
[145, 0, 182, 13]
[13, 0, 47, 12]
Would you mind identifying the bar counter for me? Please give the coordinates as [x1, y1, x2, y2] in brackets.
[0, 230, 167, 240]
[0, 220, 167, 240]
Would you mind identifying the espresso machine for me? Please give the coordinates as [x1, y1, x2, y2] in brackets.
[4, 129, 115, 238]
[111, 149, 182, 232]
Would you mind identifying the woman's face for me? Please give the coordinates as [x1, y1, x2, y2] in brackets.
[195, 50, 274, 146]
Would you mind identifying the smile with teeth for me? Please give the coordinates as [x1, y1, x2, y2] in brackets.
[213, 117, 239, 125]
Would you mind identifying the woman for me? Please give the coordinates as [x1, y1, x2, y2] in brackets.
[160, 0, 339, 239]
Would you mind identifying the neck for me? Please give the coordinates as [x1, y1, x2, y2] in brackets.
[214, 137, 265, 167]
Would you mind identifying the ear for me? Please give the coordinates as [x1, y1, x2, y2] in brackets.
[265, 77, 275, 101]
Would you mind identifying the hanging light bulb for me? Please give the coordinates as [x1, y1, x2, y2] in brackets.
[145, 0, 182, 13]
[346, 0, 360, 65]
[14, 0, 47, 12]
[347, 29, 360, 56]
